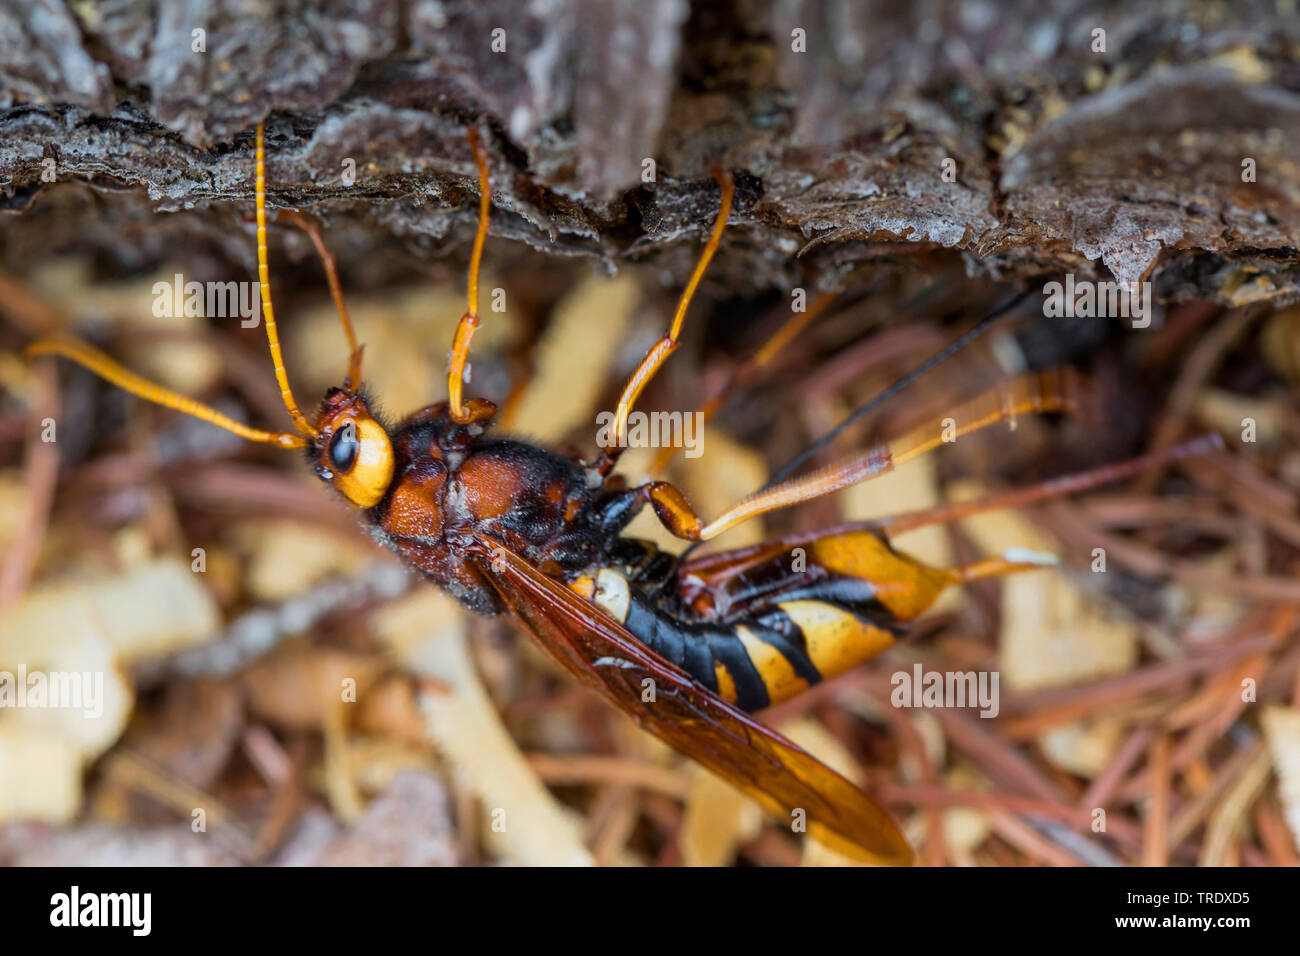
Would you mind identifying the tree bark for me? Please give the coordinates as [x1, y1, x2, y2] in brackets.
[1, 0, 1298, 304]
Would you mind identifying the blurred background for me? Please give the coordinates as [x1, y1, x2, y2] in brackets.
[1, 0, 1299, 866]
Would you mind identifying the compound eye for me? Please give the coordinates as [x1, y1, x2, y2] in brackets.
[329, 421, 359, 473]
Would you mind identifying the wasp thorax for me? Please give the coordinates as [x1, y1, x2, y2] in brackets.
[312, 389, 395, 509]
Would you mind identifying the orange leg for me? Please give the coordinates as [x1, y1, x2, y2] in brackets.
[674, 432, 1224, 584]
[597, 170, 735, 474]
[646, 290, 837, 476]
[446, 127, 494, 424]
[765, 288, 1033, 488]
[875, 432, 1225, 537]
[640, 369, 1076, 541]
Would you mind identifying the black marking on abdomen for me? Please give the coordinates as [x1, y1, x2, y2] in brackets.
[738, 615, 822, 687]
[623, 591, 772, 710]
[755, 576, 907, 638]
[620, 587, 823, 712]
[617, 568, 903, 713]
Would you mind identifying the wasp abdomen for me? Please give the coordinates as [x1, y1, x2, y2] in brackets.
[573, 563, 907, 712]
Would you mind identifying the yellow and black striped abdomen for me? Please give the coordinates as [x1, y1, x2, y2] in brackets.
[572, 550, 913, 711]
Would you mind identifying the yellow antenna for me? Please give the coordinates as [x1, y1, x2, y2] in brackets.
[446, 126, 493, 423]
[25, 336, 307, 448]
[255, 122, 317, 438]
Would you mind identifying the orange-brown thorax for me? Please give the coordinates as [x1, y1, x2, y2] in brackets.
[310, 390, 650, 614]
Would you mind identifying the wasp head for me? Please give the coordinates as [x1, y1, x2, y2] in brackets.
[309, 388, 396, 509]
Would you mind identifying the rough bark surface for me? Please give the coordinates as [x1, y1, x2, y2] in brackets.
[1, 0, 1299, 304]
